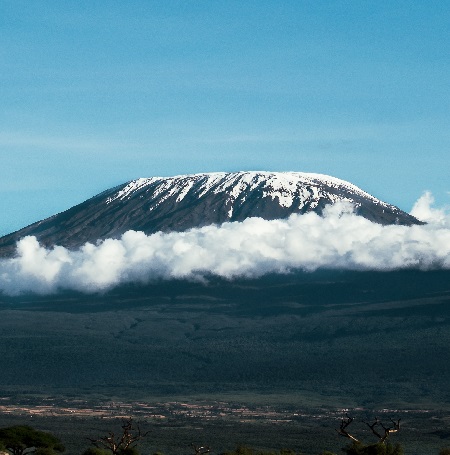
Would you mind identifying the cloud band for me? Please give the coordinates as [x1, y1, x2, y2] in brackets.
[0, 193, 449, 295]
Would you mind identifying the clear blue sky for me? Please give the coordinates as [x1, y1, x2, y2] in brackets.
[1, 0, 449, 236]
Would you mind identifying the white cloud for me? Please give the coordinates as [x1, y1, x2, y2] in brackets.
[410, 191, 447, 225]
[0, 193, 449, 296]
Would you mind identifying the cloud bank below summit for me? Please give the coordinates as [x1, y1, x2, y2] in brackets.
[0, 193, 449, 295]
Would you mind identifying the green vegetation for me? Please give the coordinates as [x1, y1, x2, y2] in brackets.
[223, 446, 299, 455]
[0, 425, 64, 455]
[81, 449, 110, 455]
[5, 420, 450, 455]
[81, 449, 139, 455]
[341, 441, 404, 455]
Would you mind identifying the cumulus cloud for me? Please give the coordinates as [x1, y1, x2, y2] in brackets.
[410, 191, 448, 225]
[0, 193, 449, 295]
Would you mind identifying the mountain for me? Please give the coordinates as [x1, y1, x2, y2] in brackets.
[0, 172, 448, 455]
[0, 171, 421, 256]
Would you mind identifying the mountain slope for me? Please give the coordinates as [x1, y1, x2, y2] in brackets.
[0, 171, 421, 256]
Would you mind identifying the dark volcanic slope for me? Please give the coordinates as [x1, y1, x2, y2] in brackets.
[0, 171, 420, 256]
[0, 269, 449, 409]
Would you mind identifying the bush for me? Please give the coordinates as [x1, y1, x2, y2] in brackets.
[0, 425, 64, 455]
[342, 442, 404, 455]
[82, 449, 110, 455]
[35, 449, 62, 455]
[222, 447, 303, 455]
[118, 447, 140, 455]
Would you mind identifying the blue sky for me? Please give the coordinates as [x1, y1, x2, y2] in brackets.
[0, 0, 449, 236]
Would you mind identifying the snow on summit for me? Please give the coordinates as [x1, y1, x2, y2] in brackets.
[0, 170, 421, 258]
[106, 171, 389, 211]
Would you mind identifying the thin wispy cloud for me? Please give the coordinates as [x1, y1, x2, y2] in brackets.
[0, 193, 449, 296]
[0, 131, 133, 153]
[190, 120, 446, 148]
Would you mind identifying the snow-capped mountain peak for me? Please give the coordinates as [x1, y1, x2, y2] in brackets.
[106, 171, 390, 218]
[0, 171, 420, 256]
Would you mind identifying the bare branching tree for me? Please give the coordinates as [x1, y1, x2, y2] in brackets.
[364, 417, 401, 444]
[336, 414, 361, 444]
[336, 414, 401, 446]
[88, 419, 149, 455]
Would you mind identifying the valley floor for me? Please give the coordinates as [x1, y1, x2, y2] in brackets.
[0, 396, 449, 455]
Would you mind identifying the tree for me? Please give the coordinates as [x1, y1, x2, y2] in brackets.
[87, 419, 148, 455]
[336, 414, 403, 455]
[0, 426, 64, 455]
